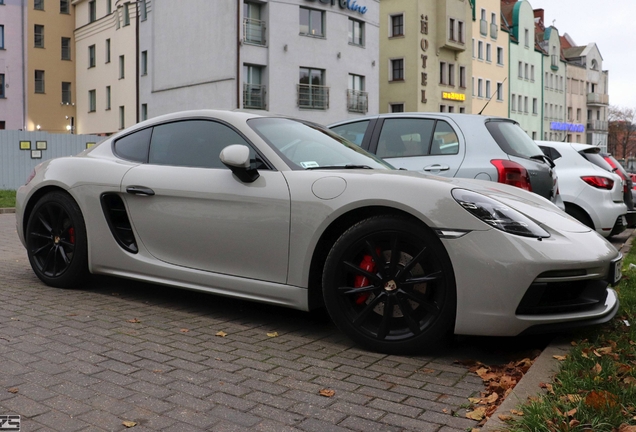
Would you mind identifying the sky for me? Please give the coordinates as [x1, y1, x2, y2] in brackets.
[528, 0, 635, 109]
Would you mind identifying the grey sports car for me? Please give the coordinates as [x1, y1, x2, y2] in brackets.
[16, 110, 621, 354]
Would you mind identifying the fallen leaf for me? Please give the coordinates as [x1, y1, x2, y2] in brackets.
[7, 388, 18, 394]
[421, 368, 436, 374]
[215, 331, 228, 337]
[468, 397, 482, 404]
[618, 425, 636, 432]
[571, 341, 578, 346]
[266, 332, 279, 337]
[319, 389, 335, 397]
[180, 328, 189, 333]
[624, 377, 636, 385]
[553, 355, 567, 361]
[498, 414, 512, 421]
[593, 363, 603, 375]
[585, 390, 618, 409]
[111, 292, 120, 296]
[127, 318, 141, 323]
[596, 347, 613, 355]
[465, 406, 487, 421]
[567, 394, 583, 403]
[442, 408, 449, 413]
[565, 408, 577, 417]
[122, 420, 137, 428]
[483, 392, 499, 404]
[569, 419, 581, 427]
[510, 409, 524, 416]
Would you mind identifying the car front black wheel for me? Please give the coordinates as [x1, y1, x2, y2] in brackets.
[25, 191, 89, 288]
[322, 215, 456, 354]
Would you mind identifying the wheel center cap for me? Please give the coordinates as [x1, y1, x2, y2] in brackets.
[384, 280, 397, 292]
[54, 236, 60, 244]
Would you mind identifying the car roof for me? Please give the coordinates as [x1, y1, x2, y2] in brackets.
[328, 112, 514, 127]
[536, 140, 599, 153]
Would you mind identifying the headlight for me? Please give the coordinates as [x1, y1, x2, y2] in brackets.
[452, 189, 550, 238]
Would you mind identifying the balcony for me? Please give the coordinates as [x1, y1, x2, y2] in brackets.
[347, 89, 368, 113]
[587, 120, 608, 131]
[243, 84, 266, 110]
[490, 23, 498, 39]
[243, 18, 266, 46]
[297, 84, 329, 110]
[587, 92, 609, 106]
[479, 19, 487, 36]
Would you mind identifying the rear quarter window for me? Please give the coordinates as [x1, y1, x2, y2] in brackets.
[113, 127, 153, 162]
[329, 120, 370, 146]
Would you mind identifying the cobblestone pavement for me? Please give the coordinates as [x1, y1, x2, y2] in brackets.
[0, 213, 492, 432]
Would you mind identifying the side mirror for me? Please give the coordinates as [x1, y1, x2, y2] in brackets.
[220, 144, 260, 183]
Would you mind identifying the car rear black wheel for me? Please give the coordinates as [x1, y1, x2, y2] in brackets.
[26, 191, 89, 288]
[564, 204, 594, 230]
[322, 215, 456, 354]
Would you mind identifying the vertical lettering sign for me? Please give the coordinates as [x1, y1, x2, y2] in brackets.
[420, 15, 428, 103]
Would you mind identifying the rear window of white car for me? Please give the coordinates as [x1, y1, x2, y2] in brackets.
[485, 120, 543, 159]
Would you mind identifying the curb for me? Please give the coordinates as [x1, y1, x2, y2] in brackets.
[480, 228, 634, 431]
[0, 208, 16, 214]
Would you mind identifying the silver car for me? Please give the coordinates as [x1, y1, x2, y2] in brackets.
[16, 110, 620, 354]
[329, 113, 559, 203]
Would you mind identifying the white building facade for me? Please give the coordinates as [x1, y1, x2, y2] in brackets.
[139, 0, 379, 125]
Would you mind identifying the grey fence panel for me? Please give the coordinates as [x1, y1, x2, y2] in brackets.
[0, 131, 103, 190]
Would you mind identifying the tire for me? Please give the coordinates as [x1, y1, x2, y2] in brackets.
[322, 215, 456, 354]
[25, 191, 89, 288]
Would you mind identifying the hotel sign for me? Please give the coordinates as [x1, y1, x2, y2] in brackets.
[442, 92, 466, 101]
[305, 0, 367, 14]
[550, 122, 585, 132]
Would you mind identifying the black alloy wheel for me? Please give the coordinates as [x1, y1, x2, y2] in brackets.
[323, 215, 456, 354]
[26, 191, 89, 288]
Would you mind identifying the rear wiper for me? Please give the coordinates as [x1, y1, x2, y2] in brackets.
[306, 164, 374, 170]
[531, 154, 555, 168]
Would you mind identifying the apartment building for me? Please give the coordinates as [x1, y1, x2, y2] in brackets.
[0, 0, 27, 130]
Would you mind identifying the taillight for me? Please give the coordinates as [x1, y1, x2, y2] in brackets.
[581, 176, 614, 190]
[491, 159, 532, 191]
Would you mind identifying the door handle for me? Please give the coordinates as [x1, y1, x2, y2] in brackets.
[126, 186, 155, 196]
[423, 164, 450, 172]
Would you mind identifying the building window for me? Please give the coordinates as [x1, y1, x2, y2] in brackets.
[518, 95, 522, 112]
[532, 98, 538, 115]
[61, 37, 71, 60]
[61, 82, 71, 104]
[479, 8, 487, 35]
[486, 43, 491, 62]
[524, 96, 528, 113]
[88, 89, 96, 112]
[348, 18, 364, 46]
[243, 64, 266, 109]
[477, 78, 483, 97]
[141, 104, 148, 120]
[119, 106, 125, 129]
[524, 63, 529, 79]
[298, 67, 328, 109]
[490, 12, 498, 39]
[449, 18, 455, 41]
[89, 0, 96, 22]
[524, 28, 529, 48]
[439, 62, 447, 85]
[243, 1, 265, 45]
[0, 25, 4, 49]
[123, 3, 130, 26]
[390, 14, 404, 37]
[34, 25, 44, 48]
[472, 38, 475, 58]
[485, 80, 491, 98]
[511, 93, 516, 111]
[105, 39, 110, 63]
[496, 47, 503, 65]
[390, 59, 404, 81]
[0, 74, 5, 98]
[119, 55, 125, 78]
[60, 0, 69, 13]
[448, 64, 455, 86]
[141, 51, 148, 75]
[459, 66, 466, 88]
[458, 21, 465, 43]
[107, 0, 111, 14]
[518, 61, 523, 78]
[471, 76, 474, 96]
[390, 103, 404, 113]
[299, 7, 324, 37]
[34, 0, 43, 10]
[88, 44, 95, 68]
[347, 74, 367, 113]
[477, 41, 483, 60]
[496, 82, 503, 101]
[140, 0, 147, 20]
[106, 85, 111, 110]
[35, 70, 45, 93]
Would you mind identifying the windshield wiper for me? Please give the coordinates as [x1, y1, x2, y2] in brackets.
[306, 164, 374, 170]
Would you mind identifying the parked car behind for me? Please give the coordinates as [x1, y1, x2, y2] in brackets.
[329, 113, 560, 204]
[538, 141, 626, 237]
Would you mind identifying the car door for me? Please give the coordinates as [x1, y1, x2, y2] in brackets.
[368, 117, 465, 177]
[120, 119, 291, 284]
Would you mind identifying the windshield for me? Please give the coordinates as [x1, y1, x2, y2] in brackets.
[248, 117, 393, 170]
[485, 120, 544, 159]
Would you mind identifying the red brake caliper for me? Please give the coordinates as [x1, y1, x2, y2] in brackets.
[68, 227, 75, 244]
[353, 254, 376, 304]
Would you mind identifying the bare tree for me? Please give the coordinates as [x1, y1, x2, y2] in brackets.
[608, 106, 636, 161]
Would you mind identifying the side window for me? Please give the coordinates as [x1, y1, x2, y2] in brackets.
[329, 120, 370, 146]
[148, 120, 263, 169]
[376, 118, 435, 158]
[113, 127, 152, 162]
[431, 121, 459, 155]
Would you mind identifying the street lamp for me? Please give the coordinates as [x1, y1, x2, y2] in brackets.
[65, 116, 74, 134]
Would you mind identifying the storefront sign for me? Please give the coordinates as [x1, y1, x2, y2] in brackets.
[550, 122, 585, 132]
[305, 0, 367, 14]
[442, 92, 466, 101]
[420, 15, 428, 103]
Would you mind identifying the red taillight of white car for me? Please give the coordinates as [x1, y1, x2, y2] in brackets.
[491, 159, 532, 191]
[581, 176, 614, 190]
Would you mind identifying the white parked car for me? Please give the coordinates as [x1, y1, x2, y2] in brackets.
[15, 111, 621, 354]
[538, 141, 627, 237]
